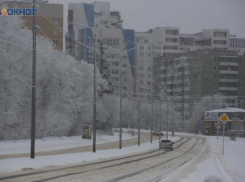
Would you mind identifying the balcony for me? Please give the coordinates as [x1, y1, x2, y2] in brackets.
[219, 87, 238, 91]
[219, 79, 238, 83]
[220, 62, 238, 66]
[220, 70, 238, 74]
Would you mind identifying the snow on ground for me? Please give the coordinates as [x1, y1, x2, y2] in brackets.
[0, 136, 180, 174]
[176, 135, 245, 182]
[0, 133, 135, 155]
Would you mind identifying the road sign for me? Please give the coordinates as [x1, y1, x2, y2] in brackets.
[220, 113, 229, 156]
[220, 114, 229, 123]
[131, 124, 134, 128]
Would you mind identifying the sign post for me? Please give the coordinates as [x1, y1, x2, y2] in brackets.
[217, 124, 221, 143]
[98, 125, 101, 139]
[220, 114, 229, 156]
[131, 124, 134, 136]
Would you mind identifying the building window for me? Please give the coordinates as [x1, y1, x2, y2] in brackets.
[111, 62, 119, 66]
[103, 38, 119, 45]
[54, 17, 59, 24]
[144, 39, 148, 43]
[232, 114, 240, 119]
[88, 38, 94, 45]
[232, 125, 241, 130]
[123, 56, 127, 59]
[238, 83, 241, 88]
[105, 54, 119, 59]
[214, 83, 216, 87]
[53, 40, 58, 46]
[214, 66, 217, 70]
[54, 29, 59, 35]
[214, 74, 216, 79]
[111, 70, 119, 74]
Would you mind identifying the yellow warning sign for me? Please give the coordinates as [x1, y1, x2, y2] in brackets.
[220, 114, 229, 123]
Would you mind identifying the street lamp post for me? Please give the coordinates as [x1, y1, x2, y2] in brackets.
[93, 33, 97, 153]
[31, 0, 37, 159]
[68, 20, 123, 153]
[150, 95, 153, 143]
[166, 98, 169, 139]
[159, 100, 161, 141]
[138, 80, 141, 146]
[102, 44, 140, 149]
[119, 54, 123, 149]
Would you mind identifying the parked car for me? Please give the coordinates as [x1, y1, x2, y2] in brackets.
[153, 129, 164, 136]
[159, 139, 174, 151]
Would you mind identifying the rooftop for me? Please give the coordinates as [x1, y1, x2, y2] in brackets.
[207, 107, 245, 113]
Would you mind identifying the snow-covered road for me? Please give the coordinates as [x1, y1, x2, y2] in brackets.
[0, 131, 244, 182]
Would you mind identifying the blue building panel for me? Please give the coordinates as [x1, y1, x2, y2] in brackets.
[123, 29, 135, 77]
[83, 28, 93, 63]
[83, 4, 94, 28]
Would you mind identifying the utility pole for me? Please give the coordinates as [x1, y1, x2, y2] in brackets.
[31, 0, 36, 159]
[172, 87, 174, 137]
[171, 61, 174, 137]
[166, 98, 169, 139]
[132, 103, 134, 136]
[138, 82, 141, 146]
[159, 101, 161, 141]
[150, 95, 153, 143]
[93, 33, 97, 153]
[119, 54, 123, 149]
[182, 62, 185, 132]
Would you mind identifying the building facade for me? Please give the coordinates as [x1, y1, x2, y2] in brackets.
[153, 50, 245, 120]
[134, 27, 180, 100]
[66, 2, 135, 97]
[6, 0, 64, 51]
[203, 107, 245, 136]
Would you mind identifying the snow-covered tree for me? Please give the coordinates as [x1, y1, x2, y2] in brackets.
[0, 5, 106, 140]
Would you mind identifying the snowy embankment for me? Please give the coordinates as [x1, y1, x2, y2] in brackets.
[0, 131, 179, 174]
[176, 135, 245, 182]
[0, 132, 135, 155]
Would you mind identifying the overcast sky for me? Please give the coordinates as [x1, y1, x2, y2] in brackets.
[49, 0, 245, 38]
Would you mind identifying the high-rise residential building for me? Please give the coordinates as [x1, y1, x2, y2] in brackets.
[179, 29, 230, 52]
[5, 0, 64, 51]
[66, 2, 135, 97]
[179, 29, 245, 56]
[229, 37, 245, 56]
[153, 49, 245, 121]
[134, 27, 180, 100]
[135, 27, 245, 101]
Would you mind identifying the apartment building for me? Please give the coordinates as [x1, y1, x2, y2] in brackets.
[134, 27, 180, 100]
[179, 29, 229, 52]
[153, 49, 245, 120]
[6, 0, 64, 51]
[179, 29, 245, 56]
[66, 2, 135, 97]
[230, 37, 245, 56]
